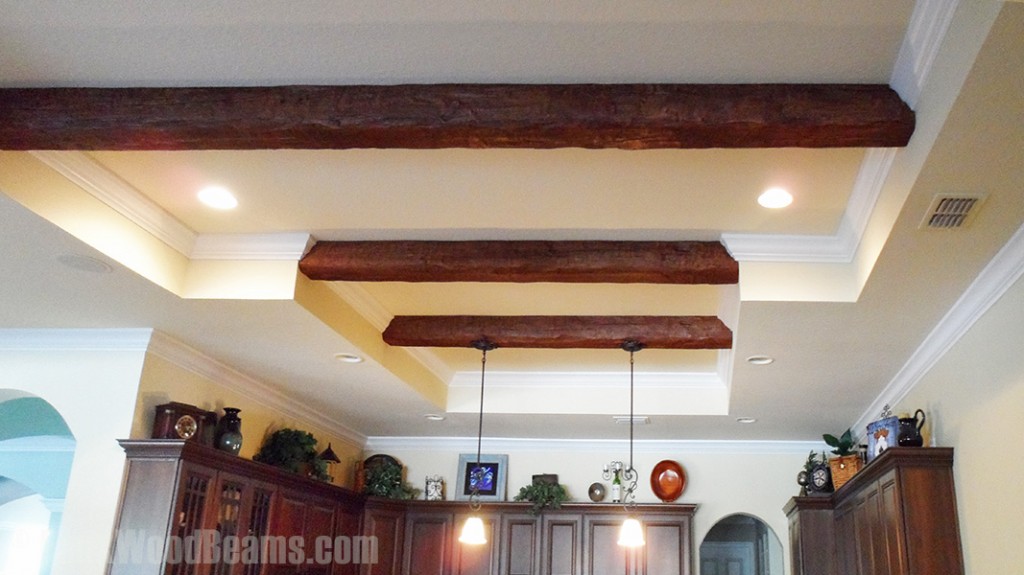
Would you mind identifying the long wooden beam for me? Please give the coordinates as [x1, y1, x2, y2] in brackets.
[382, 315, 732, 349]
[300, 240, 738, 284]
[0, 84, 913, 150]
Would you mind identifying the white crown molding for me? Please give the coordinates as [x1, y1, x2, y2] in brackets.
[0, 328, 154, 351]
[28, 151, 197, 256]
[328, 283, 392, 330]
[854, 221, 1024, 436]
[448, 370, 724, 390]
[190, 233, 314, 261]
[890, 0, 961, 109]
[721, 148, 896, 263]
[146, 331, 367, 446]
[364, 436, 824, 455]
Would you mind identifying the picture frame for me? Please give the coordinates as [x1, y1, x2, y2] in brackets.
[455, 453, 508, 501]
[866, 416, 899, 462]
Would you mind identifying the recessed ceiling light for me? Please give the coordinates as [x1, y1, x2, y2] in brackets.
[736, 417, 758, 424]
[56, 254, 113, 274]
[197, 186, 238, 210]
[757, 187, 793, 209]
[746, 355, 774, 365]
[333, 353, 364, 364]
[424, 414, 446, 421]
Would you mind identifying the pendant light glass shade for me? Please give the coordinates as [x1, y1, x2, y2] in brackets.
[618, 517, 645, 547]
[459, 516, 487, 545]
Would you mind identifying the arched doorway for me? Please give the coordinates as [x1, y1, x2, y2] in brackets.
[0, 390, 76, 575]
[699, 513, 784, 575]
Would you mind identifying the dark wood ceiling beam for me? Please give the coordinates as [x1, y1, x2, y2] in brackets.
[382, 315, 732, 349]
[300, 240, 738, 284]
[0, 84, 913, 150]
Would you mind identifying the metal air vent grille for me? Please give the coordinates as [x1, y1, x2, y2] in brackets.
[922, 195, 984, 229]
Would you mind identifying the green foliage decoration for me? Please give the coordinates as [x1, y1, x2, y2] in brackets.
[253, 428, 329, 481]
[513, 481, 570, 515]
[363, 459, 421, 500]
[823, 428, 857, 456]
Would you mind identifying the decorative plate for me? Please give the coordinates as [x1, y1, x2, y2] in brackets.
[650, 460, 686, 502]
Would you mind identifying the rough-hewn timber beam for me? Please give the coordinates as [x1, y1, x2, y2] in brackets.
[300, 240, 738, 284]
[0, 84, 913, 150]
[382, 315, 732, 349]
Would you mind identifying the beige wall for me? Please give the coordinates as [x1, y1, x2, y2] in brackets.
[368, 441, 809, 570]
[131, 351, 363, 488]
[894, 274, 1024, 573]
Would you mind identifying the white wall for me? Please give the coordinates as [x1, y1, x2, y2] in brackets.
[894, 274, 1024, 574]
[366, 439, 814, 572]
[0, 332, 148, 575]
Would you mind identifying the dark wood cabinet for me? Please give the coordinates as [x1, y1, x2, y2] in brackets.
[361, 501, 406, 575]
[109, 443, 694, 575]
[109, 440, 363, 575]
[785, 448, 963, 575]
[369, 502, 693, 575]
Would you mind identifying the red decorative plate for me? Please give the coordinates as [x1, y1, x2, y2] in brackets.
[650, 460, 686, 502]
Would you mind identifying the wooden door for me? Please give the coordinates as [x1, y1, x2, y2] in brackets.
[582, 514, 629, 575]
[402, 511, 453, 575]
[877, 473, 907, 575]
[333, 505, 364, 575]
[498, 513, 539, 575]
[833, 504, 858, 575]
[540, 513, 581, 575]
[360, 504, 405, 575]
[452, 512, 498, 575]
[642, 516, 690, 575]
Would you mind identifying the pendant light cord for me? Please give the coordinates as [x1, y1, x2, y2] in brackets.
[475, 347, 487, 472]
[629, 348, 635, 473]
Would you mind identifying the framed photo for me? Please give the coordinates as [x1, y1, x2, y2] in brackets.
[866, 416, 899, 462]
[455, 454, 508, 501]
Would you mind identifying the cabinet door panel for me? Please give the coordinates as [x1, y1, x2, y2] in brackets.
[582, 515, 628, 575]
[453, 513, 499, 575]
[643, 519, 687, 575]
[403, 512, 453, 575]
[541, 514, 581, 575]
[879, 476, 907, 575]
[361, 506, 404, 575]
[499, 514, 538, 575]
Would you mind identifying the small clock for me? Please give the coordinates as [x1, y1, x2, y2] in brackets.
[152, 402, 216, 445]
[807, 462, 834, 494]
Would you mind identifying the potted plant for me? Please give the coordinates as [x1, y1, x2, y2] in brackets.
[823, 428, 863, 490]
[362, 458, 420, 500]
[513, 480, 569, 515]
[253, 428, 330, 481]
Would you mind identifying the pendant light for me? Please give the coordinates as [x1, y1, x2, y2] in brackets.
[617, 340, 645, 547]
[459, 339, 497, 545]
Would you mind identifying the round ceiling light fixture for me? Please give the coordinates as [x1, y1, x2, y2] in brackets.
[757, 187, 793, 209]
[57, 254, 113, 274]
[736, 417, 758, 424]
[746, 355, 775, 365]
[333, 352, 364, 364]
[424, 414, 446, 421]
[197, 186, 238, 210]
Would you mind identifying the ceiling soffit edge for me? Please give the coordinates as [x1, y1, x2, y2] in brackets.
[0, 328, 154, 351]
[146, 330, 368, 447]
[364, 436, 825, 455]
[889, 0, 962, 108]
[852, 221, 1024, 437]
[29, 151, 197, 255]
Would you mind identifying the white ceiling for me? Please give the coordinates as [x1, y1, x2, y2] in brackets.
[1, 1, 1023, 446]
